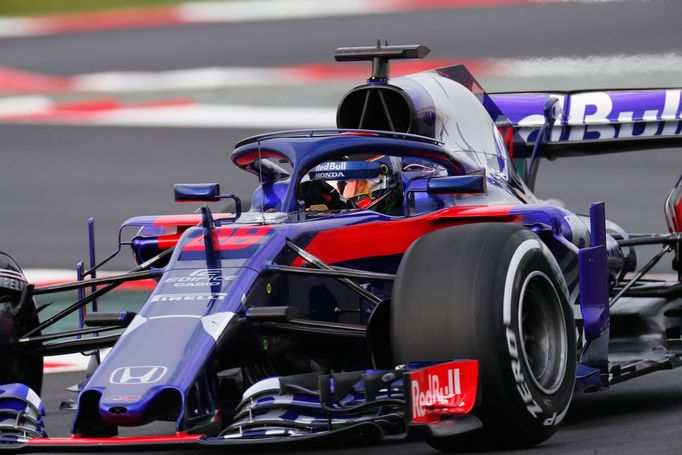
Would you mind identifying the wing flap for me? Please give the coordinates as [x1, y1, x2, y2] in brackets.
[488, 89, 682, 158]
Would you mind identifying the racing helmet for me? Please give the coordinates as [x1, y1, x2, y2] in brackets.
[307, 155, 403, 214]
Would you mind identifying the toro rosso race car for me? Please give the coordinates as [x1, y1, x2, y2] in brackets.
[1, 43, 681, 452]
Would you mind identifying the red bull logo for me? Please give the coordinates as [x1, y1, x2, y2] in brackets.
[408, 360, 478, 424]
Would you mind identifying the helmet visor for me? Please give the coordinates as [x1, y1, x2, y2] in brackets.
[338, 176, 387, 199]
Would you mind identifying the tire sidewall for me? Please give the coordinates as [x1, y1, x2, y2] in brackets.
[484, 230, 575, 442]
[0, 252, 43, 394]
[390, 224, 576, 448]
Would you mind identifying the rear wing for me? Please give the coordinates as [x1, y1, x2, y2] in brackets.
[486, 89, 682, 159]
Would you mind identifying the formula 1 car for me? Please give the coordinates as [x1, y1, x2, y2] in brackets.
[1, 43, 681, 452]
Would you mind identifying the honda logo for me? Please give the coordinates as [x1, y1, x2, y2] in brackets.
[109, 366, 168, 385]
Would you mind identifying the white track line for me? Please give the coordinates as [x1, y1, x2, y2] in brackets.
[0, 96, 53, 115]
[73, 67, 302, 92]
[0, 18, 31, 38]
[3, 53, 680, 96]
[1, 53, 680, 128]
[24, 268, 132, 284]
[178, 0, 377, 22]
[0, 102, 337, 129]
[64, 53, 682, 93]
[494, 53, 682, 78]
[90, 104, 336, 128]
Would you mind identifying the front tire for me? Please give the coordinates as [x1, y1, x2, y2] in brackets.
[391, 223, 575, 450]
[0, 252, 43, 394]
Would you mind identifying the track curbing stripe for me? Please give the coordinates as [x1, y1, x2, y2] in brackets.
[0, 0, 634, 38]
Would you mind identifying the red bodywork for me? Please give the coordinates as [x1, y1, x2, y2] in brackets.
[27, 433, 201, 448]
[295, 205, 520, 265]
[408, 360, 479, 425]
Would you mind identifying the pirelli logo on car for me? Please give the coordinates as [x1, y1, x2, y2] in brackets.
[150, 293, 228, 303]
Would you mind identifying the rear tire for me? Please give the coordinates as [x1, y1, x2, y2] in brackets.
[0, 252, 43, 394]
[391, 224, 575, 450]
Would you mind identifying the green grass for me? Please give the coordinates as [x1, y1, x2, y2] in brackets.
[0, 0, 211, 17]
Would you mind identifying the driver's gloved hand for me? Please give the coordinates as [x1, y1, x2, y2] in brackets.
[298, 180, 353, 210]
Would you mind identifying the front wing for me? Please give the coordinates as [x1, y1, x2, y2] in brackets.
[0, 360, 479, 452]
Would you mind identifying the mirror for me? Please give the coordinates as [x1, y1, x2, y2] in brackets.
[426, 173, 486, 195]
[174, 183, 221, 202]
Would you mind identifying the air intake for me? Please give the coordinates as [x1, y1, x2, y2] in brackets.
[336, 85, 414, 133]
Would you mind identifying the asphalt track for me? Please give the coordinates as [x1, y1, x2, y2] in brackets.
[2, 0, 682, 453]
[42, 367, 682, 455]
[0, 0, 680, 75]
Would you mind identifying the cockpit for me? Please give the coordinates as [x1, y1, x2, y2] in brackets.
[236, 131, 521, 220]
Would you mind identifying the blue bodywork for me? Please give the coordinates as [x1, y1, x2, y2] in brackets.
[73, 126, 610, 434]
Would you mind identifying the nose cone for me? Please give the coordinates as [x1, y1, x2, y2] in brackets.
[99, 387, 182, 426]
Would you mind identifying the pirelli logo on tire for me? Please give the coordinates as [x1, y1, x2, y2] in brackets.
[503, 239, 544, 420]
[0, 276, 24, 292]
[0, 269, 26, 293]
[502, 237, 573, 427]
[505, 327, 543, 418]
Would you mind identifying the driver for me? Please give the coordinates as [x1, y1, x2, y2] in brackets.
[299, 156, 403, 215]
